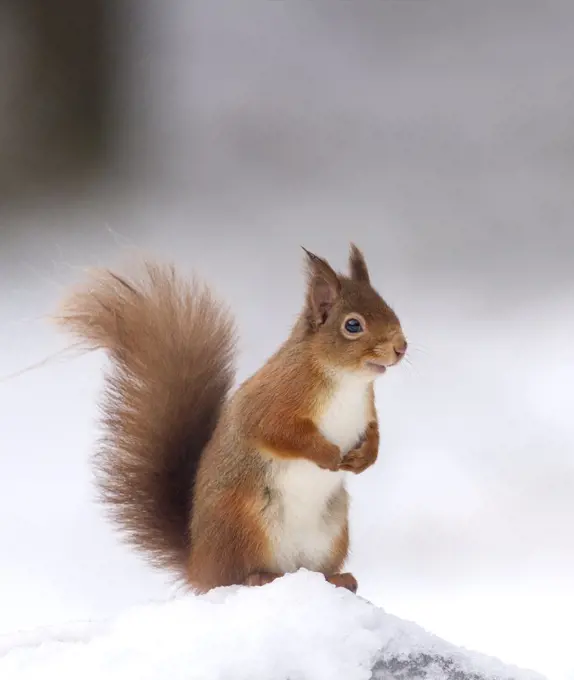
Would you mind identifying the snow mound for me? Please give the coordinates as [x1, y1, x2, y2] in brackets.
[0, 570, 546, 680]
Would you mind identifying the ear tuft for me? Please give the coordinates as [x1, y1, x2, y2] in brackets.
[349, 243, 371, 284]
[301, 247, 341, 329]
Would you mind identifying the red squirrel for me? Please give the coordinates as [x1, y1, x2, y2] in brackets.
[56, 244, 407, 594]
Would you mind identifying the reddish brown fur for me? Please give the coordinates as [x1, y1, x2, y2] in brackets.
[55, 245, 406, 595]
[326, 519, 350, 575]
[326, 573, 358, 593]
[244, 573, 283, 587]
[239, 347, 341, 470]
[187, 486, 273, 590]
[54, 262, 237, 578]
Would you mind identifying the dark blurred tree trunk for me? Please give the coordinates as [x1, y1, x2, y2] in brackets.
[0, 0, 115, 209]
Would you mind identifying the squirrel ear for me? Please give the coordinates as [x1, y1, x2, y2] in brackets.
[349, 243, 370, 284]
[302, 247, 341, 328]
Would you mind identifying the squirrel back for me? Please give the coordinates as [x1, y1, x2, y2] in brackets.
[55, 262, 236, 577]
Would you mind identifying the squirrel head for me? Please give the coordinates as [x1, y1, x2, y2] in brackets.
[300, 244, 407, 379]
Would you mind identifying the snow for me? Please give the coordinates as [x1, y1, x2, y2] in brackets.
[0, 570, 545, 680]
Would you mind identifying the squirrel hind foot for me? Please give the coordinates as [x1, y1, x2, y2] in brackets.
[243, 571, 284, 587]
[325, 572, 358, 594]
[243, 571, 358, 594]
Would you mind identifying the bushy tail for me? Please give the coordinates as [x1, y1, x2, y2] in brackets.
[55, 261, 237, 578]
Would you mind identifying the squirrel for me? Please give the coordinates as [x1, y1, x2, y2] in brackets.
[55, 244, 407, 595]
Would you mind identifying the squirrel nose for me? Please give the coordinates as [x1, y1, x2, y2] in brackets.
[393, 337, 407, 359]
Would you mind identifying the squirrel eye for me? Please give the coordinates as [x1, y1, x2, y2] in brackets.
[344, 318, 363, 334]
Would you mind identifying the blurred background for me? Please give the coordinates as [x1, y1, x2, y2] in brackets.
[0, 1, 573, 678]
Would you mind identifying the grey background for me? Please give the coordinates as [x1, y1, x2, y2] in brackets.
[0, 2, 572, 679]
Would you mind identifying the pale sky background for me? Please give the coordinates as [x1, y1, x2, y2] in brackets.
[0, 2, 573, 679]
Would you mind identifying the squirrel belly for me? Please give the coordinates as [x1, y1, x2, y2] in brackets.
[264, 459, 348, 574]
[264, 372, 371, 574]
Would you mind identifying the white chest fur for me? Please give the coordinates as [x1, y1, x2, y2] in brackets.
[266, 372, 372, 573]
[316, 371, 372, 455]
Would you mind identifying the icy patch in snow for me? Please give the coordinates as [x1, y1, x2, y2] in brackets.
[0, 570, 546, 680]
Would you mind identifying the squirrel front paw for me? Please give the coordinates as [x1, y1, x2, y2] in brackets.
[315, 442, 342, 472]
[339, 421, 379, 474]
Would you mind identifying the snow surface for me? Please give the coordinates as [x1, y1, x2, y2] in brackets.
[0, 570, 545, 680]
